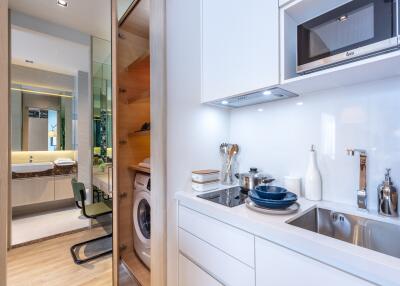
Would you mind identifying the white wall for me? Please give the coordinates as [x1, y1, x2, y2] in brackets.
[76, 71, 92, 194]
[230, 76, 400, 210]
[166, 0, 230, 285]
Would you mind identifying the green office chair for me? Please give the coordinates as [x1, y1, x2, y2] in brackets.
[70, 178, 113, 264]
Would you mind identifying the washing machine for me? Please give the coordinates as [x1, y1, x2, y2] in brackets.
[133, 173, 151, 269]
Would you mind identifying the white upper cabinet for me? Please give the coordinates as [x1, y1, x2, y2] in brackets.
[201, 0, 279, 103]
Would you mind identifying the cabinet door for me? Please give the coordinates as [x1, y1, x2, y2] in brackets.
[12, 177, 55, 207]
[54, 175, 75, 200]
[179, 254, 222, 286]
[255, 238, 373, 286]
[201, 0, 279, 103]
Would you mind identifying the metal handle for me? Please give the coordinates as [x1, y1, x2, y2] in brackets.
[107, 165, 113, 194]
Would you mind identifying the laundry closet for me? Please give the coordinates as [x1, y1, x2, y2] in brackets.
[116, 0, 151, 284]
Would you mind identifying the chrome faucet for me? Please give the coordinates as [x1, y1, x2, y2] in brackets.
[346, 149, 367, 210]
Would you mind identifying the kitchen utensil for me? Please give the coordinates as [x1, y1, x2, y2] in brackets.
[254, 185, 287, 200]
[248, 190, 297, 209]
[225, 144, 239, 176]
[245, 198, 299, 215]
[219, 143, 230, 155]
[235, 168, 274, 191]
[220, 143, 239, 185]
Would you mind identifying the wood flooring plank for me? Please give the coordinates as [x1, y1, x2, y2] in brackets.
[7, 228, 112, 286]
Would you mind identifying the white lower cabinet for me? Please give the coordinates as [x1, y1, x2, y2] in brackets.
[179, 254, 222, 286]
[54, 175, 75, 200]
[255, 237, 374, 286]
[12, 177, 54, 207]
[179, 228, 255, 286]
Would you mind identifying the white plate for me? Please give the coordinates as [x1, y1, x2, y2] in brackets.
[245, 198, 299, 215]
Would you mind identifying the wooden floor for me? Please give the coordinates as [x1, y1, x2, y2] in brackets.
[7, 227, 113, 286]
[122, 252, 150, 286]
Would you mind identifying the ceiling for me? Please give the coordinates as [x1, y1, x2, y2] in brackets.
[9, 0, 111, 40]
[12, 27, 90, 75]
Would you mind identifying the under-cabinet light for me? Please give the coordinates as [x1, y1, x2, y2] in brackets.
[11, 87, 73, 98]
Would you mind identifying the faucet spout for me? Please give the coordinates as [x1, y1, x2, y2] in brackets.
[347, 149, 367, 210]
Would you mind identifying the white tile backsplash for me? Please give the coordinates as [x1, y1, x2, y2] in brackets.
[230, 76, 400, 210]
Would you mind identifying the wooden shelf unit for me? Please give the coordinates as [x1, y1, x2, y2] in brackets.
[128, 130, 150, 137]
[128, 165, 151, 174]
[116, 1, 151, 280]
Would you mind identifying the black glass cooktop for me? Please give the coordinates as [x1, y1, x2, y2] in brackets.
[197, 187, 248, 207]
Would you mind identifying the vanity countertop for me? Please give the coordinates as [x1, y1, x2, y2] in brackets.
[176, 188, 400, 286]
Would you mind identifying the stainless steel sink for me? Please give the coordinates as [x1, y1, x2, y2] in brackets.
[287, 207, 400, 259]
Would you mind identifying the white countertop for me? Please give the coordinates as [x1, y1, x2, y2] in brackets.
[176, 187, 400, 286]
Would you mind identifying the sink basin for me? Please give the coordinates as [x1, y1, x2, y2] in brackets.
[12, 162, 54, 173]
[287, 207, 400, 259]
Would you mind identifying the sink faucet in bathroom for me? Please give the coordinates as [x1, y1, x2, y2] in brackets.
[346, 149, 367, 210]
[29, 155, 33, 163]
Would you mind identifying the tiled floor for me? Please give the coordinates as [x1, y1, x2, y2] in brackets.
[12, 207, 90, 245]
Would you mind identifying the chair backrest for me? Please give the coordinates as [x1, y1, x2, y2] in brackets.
[71, 178, 86, 203]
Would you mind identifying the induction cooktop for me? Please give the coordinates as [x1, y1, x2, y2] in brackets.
[197, 186, 248, 207]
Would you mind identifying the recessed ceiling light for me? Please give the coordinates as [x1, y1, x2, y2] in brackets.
[296, 102, 304, 106]
[257, 108, 264, 112]
[221, 100, 229, 105]
[263, 90, 272, 96]
[57, 0, 68, 7]
[337, 15, 348, 22]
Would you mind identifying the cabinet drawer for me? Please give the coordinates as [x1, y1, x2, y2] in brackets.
[179, 254, 223, 286]
[255, 238, 374, 286]
[54, 175, 75, 200]
[179, 205, 254, 267]
[179, 229, 255, 286]
[12, 177, 54, 207]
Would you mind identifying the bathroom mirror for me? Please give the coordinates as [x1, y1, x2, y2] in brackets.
[11, 79, 75, 152]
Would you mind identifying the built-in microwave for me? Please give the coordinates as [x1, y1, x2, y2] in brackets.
[297, 0, 400, 74]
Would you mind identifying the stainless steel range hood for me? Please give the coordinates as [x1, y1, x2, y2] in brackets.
[208, 87, 298, 109]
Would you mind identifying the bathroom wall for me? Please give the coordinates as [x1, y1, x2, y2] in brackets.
[12, 150, 77, 164]
[230, 76, 400, 211]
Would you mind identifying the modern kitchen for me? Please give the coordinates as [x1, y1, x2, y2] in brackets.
[168, 0, 400, 285]
[1, 0, 400, 285]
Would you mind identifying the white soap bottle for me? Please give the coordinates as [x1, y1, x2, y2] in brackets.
[304, 144, 322, 201]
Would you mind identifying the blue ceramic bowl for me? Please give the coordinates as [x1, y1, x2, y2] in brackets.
[254, 185, 287, 200]
[249, 190, 297, 209]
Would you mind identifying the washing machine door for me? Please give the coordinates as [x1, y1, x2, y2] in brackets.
[133, 190, 151, 248]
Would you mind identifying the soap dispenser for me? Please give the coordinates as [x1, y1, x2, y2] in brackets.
[304, 145, 322, 201]
[378, 169, 398, 217]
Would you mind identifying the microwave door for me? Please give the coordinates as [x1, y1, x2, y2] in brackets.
[297, 0, 398, 73]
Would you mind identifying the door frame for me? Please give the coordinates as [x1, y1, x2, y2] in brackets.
[111, 0, 167, 285]
[0, 1, 10, 286]
[1, 0, 167, 284]
[149, 0, 167, 284]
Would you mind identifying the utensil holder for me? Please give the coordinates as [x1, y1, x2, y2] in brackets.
[220, 153, 238, 185]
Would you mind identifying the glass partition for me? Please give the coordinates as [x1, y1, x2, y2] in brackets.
[92, 37, 112, 168]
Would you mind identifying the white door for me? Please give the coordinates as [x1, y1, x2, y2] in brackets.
[255, 238, 374, 286]
[201, 0, 279, 103]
